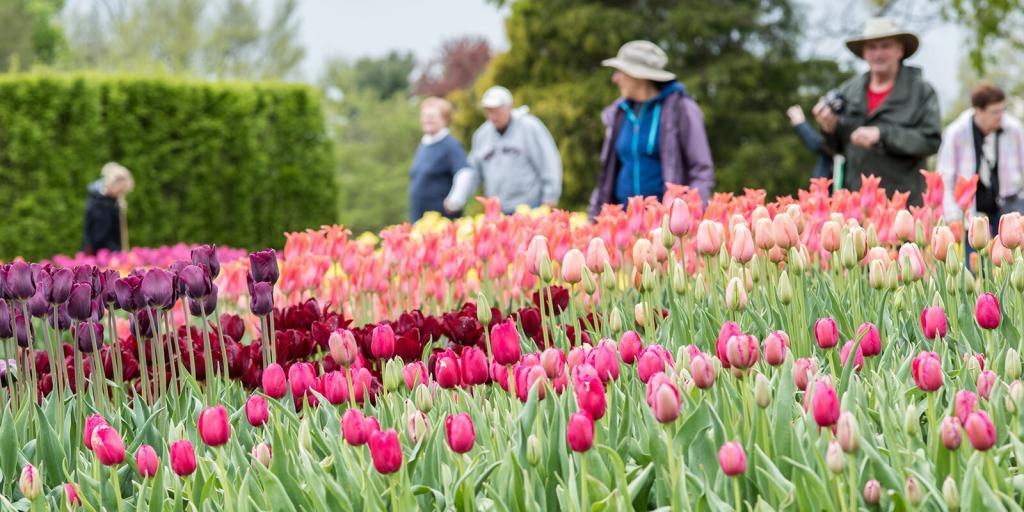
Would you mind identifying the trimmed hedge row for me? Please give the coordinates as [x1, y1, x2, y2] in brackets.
[0, 73, 335, 260]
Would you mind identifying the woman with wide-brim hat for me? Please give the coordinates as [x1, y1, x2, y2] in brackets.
[587, 40, 715, 221]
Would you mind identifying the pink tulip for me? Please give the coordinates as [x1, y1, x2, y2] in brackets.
[772, 213, 799, 249]
[587, 343, 620, 382]
[135, 445, 159, 478]
[574, 374, 607, 420]
[322, 371, 349, 404]
[246, 395, 269, 426]
[491, 319, 522, 365]
[793, 358, 817, 391]
[288, 362, 318, 401]
[911, 352, 943, 391]
[856, 322, 882, 357]
[328, 329, 359, 367]
[690, 352, 717, 389]
[975, 293, 1001, 330]
[637, 348, 666, 383]
[726, 334, 759, 370]
[931, 225, 956, 261]
[198, 405, 231, 447]
[517, 365, 548, 401]
[811, 379, 840, 428]
[252, 443, 272, 468]
[840, 340, 864, 371]
[730, 225, 755, 263]
[261, 363, 287, 399]
[716, 321, 743, 367]
[964, 411, 996, 451]
[999, 212, 1024, 249]
[586, 237, 610, 273]
[969, 215, 992, 250]
[566, 411, 595, 452]
[403, 361, 428, 389]
[567, 346, 589, 372]
[754, 217, 774, 250]
[19, 464, 40, 500]
[863, 480, 881, 505]
[977, 370, 997, 400]
[898, 243, 926, 280]
[920, 307, 948, 340]
[718, 442, 746, 476]
[893, 209, 915, 242]
[541, 348, 566, 378]
[648, 374, 681, 423]
[445, 413, 476, 454]
[368, 429, 403, 474]
[460, 347, 489, 386]
[668, 197, 691, 236]
[940, 417, 962, 450]
[696, 220, 723, 255]
[991, 236, 1013, 266]
[350, 367, 374, 404]
[435, 353, 461, 389]
[169, 440, 197, 477]
[561, 249, 586, 284]
[63, 483, 82, 507]
[955, 390, 978, 425]
[91, 425, 126, 466]
[83, 414, 107, 450]
[821, 220, 842, 252]
[619, 331, 643, 364]
[814, 318, 839, 349]
[371, 324, 396, 359]
[763, 331, 789, 366]
[342, 409, 371, 446]
[631, 238, 654, 269]
[526, 235, 549, 276]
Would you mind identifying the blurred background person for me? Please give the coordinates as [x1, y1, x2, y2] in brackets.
[787, 104, 835, 182]
[82, 162, 134, 255]
[408, 97, 469, 222]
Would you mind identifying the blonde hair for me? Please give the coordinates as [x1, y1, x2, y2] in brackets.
[421, 97, 453, 125]
[101, 162, 134, 194]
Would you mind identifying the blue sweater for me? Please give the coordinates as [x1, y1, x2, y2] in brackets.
[614, 82, 686, 205]
[408, 134, 468, 221]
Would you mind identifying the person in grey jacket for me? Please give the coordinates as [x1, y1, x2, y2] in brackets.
[444, 86, 562, 215]
[588, 40, 715, 221]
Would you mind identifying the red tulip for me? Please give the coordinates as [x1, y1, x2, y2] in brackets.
[342, 409, 371, 446]
[977, 370, 997, 400]
[574, 374, 607, 420]
[911, 352, 943, 392]
[261, 363, 287, 399]
[169, 440, 197, 477]
[619, 331, 643, 364]
[246, 395, 269, 426]
[964, 411, 996, 451]
[368, 429, 403, 474]
[288, 362, 318, 399]
[814, 318, 839, 349]
[718, 442, 746, 476]
[445, 413, 476, 453]
[435, 353, 461, 389]
[856, 322, 882, 357]
[321, 371, 349, 405]
[83, 414, 108, 450]
[839, 340, 864, 371]
[371, 324, 396, 359]
[460, 347, 489, 386]
[91, 425, 126, 466]
[566, 411, 595, 452]
[491, 319, 522, 365]
[811, 379, 840, 428]
[135, 445, 159, 478]
[763, 331, 788, 366]
[198, 405, 231, 447]
[920, 307, 948, 339]
[975, 293, 1001, 330]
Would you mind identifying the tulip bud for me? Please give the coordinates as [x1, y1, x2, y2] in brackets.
[868, 260, 885, 289]
[943, 476, 960, 510]
[198, 406, 231, 447]
[941, 416, 962, 450]
[476, 293, 492, 325]
[252, 442, 272, 468]
[661, 215, 676, 249]
[754, 373, 771, 408]
[608, 306, 623, 332]
[601, 261, 617, 292]
[170, 440, 197, 477]
[718, 442, 746, 476]
[694, 273, 708, 301]
[641, 263, 656, 292]
[527, 434, 542, 466]
[969, 215, 992, 251]
[581, 267, 597, 295]
[566, 412, 595, 452]
[836, 412, 860, 453]
[413, 383, 433, 412]
[406, 409, 429, 444]
[671, 263, 686, 294]
[840, 237, 858, 269]
[904, 404, 920, 437]
[1010, 380, 1024, 409]
[826, 441, 846, 474]
[634, 303, 648, 327]
[863, 480, 881, 505]
[725, 277, 747, 311]
[905, 476, 922, 506]
[19, 464, 41, 500]
[778, 271, 792, 305]
[135, 445, 159, 478]
[383, 358, 403, 392]
[539, 253, 554, 283]
[718, 245, 730, 271]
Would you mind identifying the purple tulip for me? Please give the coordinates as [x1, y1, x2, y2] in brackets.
[0, 265, 9, 299]
[27, 290, 49, 319]
[113, 276, 144, 311]
[14, 312, 30, 347]
[131, 309, 155, 339]
[68, 283, 94, 321]
[98, 270, 119, 303]
[0, 299, 12, 339]
[75, 321, 104, 353]
[73, 265, 98, 287]
[250, 281, 274, 316]
[49, 304, 71, 330]
[189, 284, 218, 317]
[142, 269, 174, 309]
[192, 245, 221, 278]
[179, 265, 211, 299]
[0, 359, 15, 385]
[49, 268, 73, 304]
[168, 260, 190, 298]
[248, 249, 279, 285]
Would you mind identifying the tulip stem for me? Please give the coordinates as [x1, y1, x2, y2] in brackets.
[579, 451, 588, 512]
[105, 305, 124, 407]
[111, 464, 124, 512]
[732, 477, 741, 512]
[986, 452, 999, 493]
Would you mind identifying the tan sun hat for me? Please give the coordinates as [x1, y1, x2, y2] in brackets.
[845, 17, 919, 59]
[601, 40, 676, 82]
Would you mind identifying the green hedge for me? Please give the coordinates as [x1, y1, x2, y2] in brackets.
[0, 73, 335, 261]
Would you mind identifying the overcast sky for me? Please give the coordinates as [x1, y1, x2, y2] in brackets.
[284, 0, 965, 110]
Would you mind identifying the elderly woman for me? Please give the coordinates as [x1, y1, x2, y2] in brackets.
[588, 40, 715, 220]
[409, 97, 469, 222]
[82, 162, 135, 254]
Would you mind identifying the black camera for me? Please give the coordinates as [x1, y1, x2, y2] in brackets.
[822, 89, 846, 114]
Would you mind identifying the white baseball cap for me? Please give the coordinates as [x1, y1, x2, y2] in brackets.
[480, 86, 513, 108]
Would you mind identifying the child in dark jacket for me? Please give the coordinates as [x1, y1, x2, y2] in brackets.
[82, 163, 134, 255]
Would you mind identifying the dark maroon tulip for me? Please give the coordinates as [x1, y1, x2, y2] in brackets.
[250, 281, 274, 316]
[49, 304, 71, 330]
[189, 285, 218, 316]
[98, 270, 119, 303]
[0, 299, 12, 339]
[142, 269, 174, 309]
[76, 322, 104, 353]
[49, 268, 73, 304]
[192, 245, 221, 278]
[168, 260, 190, 298]
[14, 313, 30, 347]
[248, 249, 279, 285]
[0, 265, 8, 299]
[179, 265, 211, 299]
[131, 309, 154, 339]
[8, 262, 35, 300]
[113, 276, 144, 311]
[68, 283, 93, 321]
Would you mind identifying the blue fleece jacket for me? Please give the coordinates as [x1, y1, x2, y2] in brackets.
[614, 81, 686, 205]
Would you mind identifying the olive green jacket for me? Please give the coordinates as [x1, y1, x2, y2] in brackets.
[824, 65, 942, 205]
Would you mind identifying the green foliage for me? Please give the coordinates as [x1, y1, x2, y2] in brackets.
[453, 0, 845, 209]
[324, 51, 417, 101]
[0, 0, 65, 70]
[0, 73, 335, 260]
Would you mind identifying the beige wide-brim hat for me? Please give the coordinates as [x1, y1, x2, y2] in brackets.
[602, 40, 676, 82]
[845, 17, 919, 59]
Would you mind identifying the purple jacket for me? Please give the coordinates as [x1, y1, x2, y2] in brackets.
[588, 91, 715, 220]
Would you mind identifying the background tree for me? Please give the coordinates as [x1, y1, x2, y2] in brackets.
[459, 0, 843, 210]
[414, 35, 491, 98]
[0, 0, 65, 70]
[324, 50, 416, 101]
